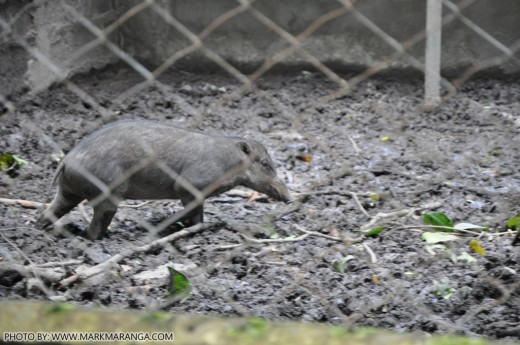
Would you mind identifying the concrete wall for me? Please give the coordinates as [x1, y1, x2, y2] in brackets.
[1, 0, 519, 95]
[119, 0, 520, 74]
[0, 0, 120, 94]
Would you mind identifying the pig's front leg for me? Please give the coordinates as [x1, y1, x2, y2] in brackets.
[180, 197, 204, 226]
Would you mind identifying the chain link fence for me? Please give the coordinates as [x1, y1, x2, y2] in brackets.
[1, 0, 519, 340]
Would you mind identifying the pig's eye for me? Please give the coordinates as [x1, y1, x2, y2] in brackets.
[260, 160, 269, 169]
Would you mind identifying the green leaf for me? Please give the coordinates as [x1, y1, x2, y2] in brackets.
[45, 303, 74, 314]
[364, 226, 384, 237]
[13, 155, 28, 167]
[164, 266, 191, 301]
[432, 282, 456, 300]
[422, 232, 458, 244]
[0, 153, 28, 171]
[469, 239, 485, 256]
[261, 224, 278, 238]
[301, 70, 312, 79]
[0, 153, 15, 171]
[506, 214, 520, 230]
[368, 193, 380, 202]
[332, 255, 355, 273]
[336, 199, 348, 206]
[423, 212, 454, 231]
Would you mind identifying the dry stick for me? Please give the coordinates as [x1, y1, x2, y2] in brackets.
[292, 224, 363, 243]
[240, 233, 309, 244]
[120, 201, 153, 208]
[351, 192, 370, 218]
[361, 201, 443, 231]
[0, 197, 169, 210]
[34, 260, 83, 268]
[391, 224, 482, 236]
[348, 135, 361, 155]
[0, 198, 47, 209]
[0, 231, 53, 296]
[59, 222, 223, 288]
[224, 222, 363, 250]
[0, 263, 65, 283]
[362, 243, 377, 263]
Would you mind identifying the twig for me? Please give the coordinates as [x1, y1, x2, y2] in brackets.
[351, 192, 370, 218]
[363, 243, 377, 263]
[0, 262, 66, 283]
[240, 233, 309, 243]
[348, 135, 361, 155]
[35, 259, 83, 268]
[361, 201, 443, 230]
[0, 231, 53, 295]
[59, 221, 223, 288]
[0, 198, 48, 209]
[392, 224, 482, 236]
[120, 201, 153, 208]
[214, 243, 245, 250]
[297, 190, 372, 198]
[292, 224, 363, 243]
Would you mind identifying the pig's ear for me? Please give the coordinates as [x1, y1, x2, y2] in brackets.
[237, 141, 251, 155]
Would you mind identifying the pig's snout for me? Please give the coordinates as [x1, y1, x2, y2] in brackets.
[267, 176, 292, 204]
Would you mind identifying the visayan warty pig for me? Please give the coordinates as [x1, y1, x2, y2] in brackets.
[37, 120, 291, 239]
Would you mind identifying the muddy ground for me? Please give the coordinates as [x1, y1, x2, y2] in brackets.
[1, 67, 519, 341]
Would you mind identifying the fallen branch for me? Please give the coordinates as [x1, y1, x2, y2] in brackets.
[59, 221, 224, 288]
[0, 263, 66, 283]
[34, 260, 83, 268]
[0, 197, 155, 210]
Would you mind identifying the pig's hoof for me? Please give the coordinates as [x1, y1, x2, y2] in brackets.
[35, 216, 51, 230]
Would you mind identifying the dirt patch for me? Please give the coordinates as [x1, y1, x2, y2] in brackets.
[1, 67, 519, 340]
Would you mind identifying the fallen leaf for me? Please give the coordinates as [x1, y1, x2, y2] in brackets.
[453, 223, 488, 231]
[368, 193, 380, 202]
[164, 267, 191, 301]
[422, 232, 458, 243]
[364, 226, 384, 237]
[469, 239, 485, 256]
[120, 264, 133, 272]
[423, 212, 454, 231]
[296, 155, 312, 163]
[457, 252, 477, 263]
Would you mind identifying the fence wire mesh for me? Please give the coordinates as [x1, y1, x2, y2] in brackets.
[1, 0, 519, 340]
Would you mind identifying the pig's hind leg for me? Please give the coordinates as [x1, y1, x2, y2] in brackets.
[36, 187, 84, 231]
[86, 198, 120, 240]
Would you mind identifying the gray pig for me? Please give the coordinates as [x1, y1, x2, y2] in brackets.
[37, 120, 291, 239]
